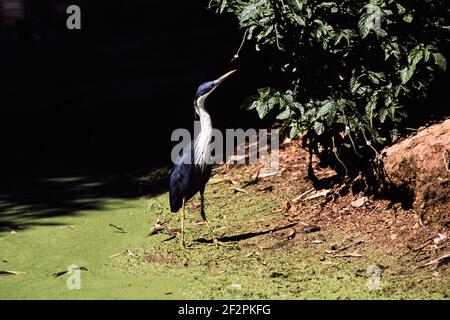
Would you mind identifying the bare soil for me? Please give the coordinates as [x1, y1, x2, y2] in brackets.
[221, 125, 450, 272]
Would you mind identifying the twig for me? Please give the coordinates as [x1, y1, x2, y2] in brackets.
[361, 129, 380, 157]
[407, 236, 435, 252]
[209, 178, 229, 185]
[329, 249, 363, 258]
[231, 28, 248, 62]
[332, 136, 348, 177]
[58, 225, 75, 229]
[274, 24, 284, 51]
[231, 187, 248, 195]
[342, 111, 363, 158]
[414, 253, 450, 270]
[292, 188, 315, 202]
[109, 223, 126, 233]
[435, 241, 450, 251]
[325, 240, 364, 254]
[162, 235, 177, 242]
[109, 249, 135, 258]
[109, 251, 126, 258]
[0, 270, 26, 276]
[347, 131, 363, 158]
[158, 219, 171, 226]
[304, 189, 330, 201]
[213, 270, 226, 276]
[148, 223, 165, 236]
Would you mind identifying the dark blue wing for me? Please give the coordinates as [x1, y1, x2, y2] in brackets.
[169, 141, 195, 212]
[169, 140, 212, 213]
[169, 158, 192, 212]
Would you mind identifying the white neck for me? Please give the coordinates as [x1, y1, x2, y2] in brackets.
[194, 98, 212, 169]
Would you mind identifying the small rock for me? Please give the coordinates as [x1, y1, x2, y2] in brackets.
[351, 196, 369, 208]
[433, 233, 447, 245]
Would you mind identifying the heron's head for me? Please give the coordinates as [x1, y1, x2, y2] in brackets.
[195, 70, 237, 108]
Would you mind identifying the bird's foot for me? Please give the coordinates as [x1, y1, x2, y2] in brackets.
[193, 220, 209, 225]
[180, 239, 193, 249]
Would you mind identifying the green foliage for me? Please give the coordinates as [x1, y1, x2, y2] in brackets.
[209, 0, 449, 170]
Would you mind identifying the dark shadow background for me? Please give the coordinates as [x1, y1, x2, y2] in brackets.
[0, 0, 273, 179]
[0, 0, 274, 231]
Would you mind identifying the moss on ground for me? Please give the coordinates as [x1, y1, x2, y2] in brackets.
[0, 171, 448, 299]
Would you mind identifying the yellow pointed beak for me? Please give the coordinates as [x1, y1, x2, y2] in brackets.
[216, 70, 237, 84]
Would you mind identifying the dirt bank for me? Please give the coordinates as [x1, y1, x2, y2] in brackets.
[383, 119, 450, 213]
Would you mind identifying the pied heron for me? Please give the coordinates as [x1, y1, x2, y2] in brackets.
[169, 70, 236, 247]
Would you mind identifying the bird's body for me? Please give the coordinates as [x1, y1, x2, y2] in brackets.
[169, 70, 236, 247]
[169, 140, 212, 216]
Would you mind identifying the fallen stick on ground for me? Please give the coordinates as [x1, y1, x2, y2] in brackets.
[407, 236, 435, 252]
[0, 270, 26, 276]
[231, 187, 248, 194]
[303, 189, 330, 201]
[109, 249, 135, 259]
[148, 223, 165, 236]
[414, 253, 450, 270]
[292, 188, 315, 203]
[329, 249, 363, 258]
[58, 225, 75, 229]
[325, 240, 364, 254]
[109, 223, 127, 233]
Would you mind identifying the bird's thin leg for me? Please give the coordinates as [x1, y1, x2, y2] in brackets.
[200, 191, 227, 248]
[200, 190, 214, 240]
[181, 198, 186, 248]
[200, 191, 207, 222]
